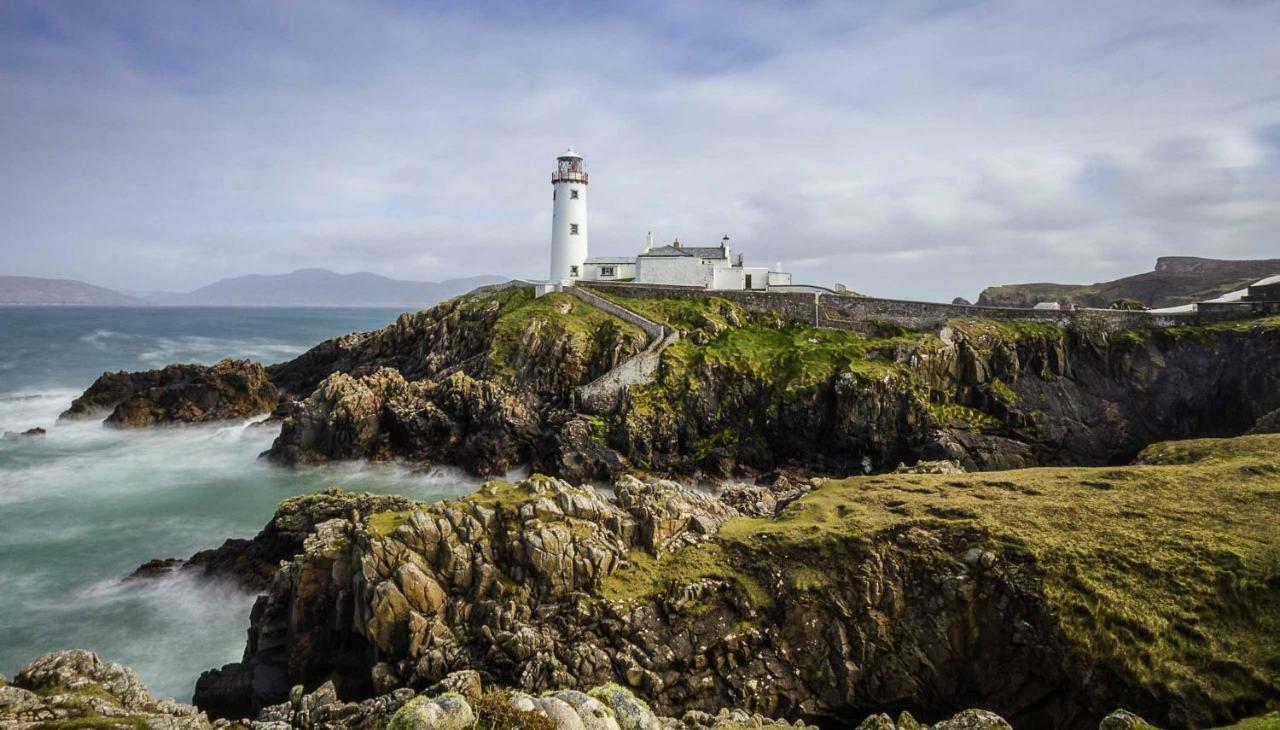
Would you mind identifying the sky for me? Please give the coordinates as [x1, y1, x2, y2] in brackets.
[1, 1, 1278, 301]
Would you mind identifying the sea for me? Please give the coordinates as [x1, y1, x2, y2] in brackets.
[0, 306, 496, 701]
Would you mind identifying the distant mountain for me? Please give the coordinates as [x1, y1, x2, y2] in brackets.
[0, 276, 141, 305]
[976, 257, 1280, 309]
[144, 269, 507, 307]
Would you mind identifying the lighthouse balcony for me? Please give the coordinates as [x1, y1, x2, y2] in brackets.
[551, 171, 589, 184]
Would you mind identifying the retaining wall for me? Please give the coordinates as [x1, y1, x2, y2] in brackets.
[566, 286, 666, 340]
[580, 282, 1272, 333]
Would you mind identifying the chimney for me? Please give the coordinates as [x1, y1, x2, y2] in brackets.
[644, 231, 653, 253]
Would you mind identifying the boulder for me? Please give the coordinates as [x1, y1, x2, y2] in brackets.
[1, 427, 46, 441]
[1, 650, 210, 728]
[931, 709, 1013, 730]
[387, 694, 476, 730]
[60, 359, 277, 427]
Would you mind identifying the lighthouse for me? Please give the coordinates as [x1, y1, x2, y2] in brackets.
[549, 149, 588, 282]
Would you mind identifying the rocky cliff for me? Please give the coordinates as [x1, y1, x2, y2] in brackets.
[187, 434, 1280, 729]
[262, 286, 647, 479]
[253, 289, 1280, 481]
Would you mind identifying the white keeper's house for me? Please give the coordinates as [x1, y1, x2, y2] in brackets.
[547, 149, 792, 291]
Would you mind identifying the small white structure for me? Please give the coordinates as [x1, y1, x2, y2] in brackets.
[549, 149, 589, 282]
[634, 235, 790, 291]
[1033, 302, 1062, 311]
[544, 150, 792, 290]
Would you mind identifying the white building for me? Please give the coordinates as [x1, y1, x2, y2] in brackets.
[548, 150, 792, 291]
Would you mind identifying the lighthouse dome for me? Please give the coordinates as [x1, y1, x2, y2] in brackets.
[558, 148, 583, 159]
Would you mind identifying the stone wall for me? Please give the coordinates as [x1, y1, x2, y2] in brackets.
[566, 286, 666, 340]
[580, 281, 1270, 333]
[567, 286, 677, 415]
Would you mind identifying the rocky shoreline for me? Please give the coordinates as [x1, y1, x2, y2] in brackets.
[21, 285, 1280, 729]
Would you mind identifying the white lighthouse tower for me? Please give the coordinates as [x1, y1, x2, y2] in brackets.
[549, 149, 589, 282]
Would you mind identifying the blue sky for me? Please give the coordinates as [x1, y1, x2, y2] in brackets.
[1, 0, 1278, 300]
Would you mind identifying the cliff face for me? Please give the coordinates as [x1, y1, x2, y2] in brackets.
[191, 435, 1280, 729]
[600, 298, 1280, 477]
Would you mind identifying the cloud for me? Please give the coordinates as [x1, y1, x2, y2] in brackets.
[0, 0, 1277, 300]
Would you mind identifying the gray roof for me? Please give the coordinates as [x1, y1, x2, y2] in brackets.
[583, 257, 635, 264]
[639, 245, 727, 259]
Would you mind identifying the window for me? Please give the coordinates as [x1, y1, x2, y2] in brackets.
[553, 190, 556, 200]
[570, 189, 579, 199]
[569, 265, 580, 277]
[601, 266, 615, 277]
[570, 224, 579, 235]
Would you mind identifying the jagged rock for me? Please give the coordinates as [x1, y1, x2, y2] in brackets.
[1, 427, 46, 441]
[589, 685, 662, 730]
[387, 693, 475, 729]
[127, 557, 182, 580]
[543, 410, 630, 482]
[893, 459, 967, 475]
[194, 477, 744, 715]
[268, 368, 542, 476]
[716, 483, 778, 517]
[0, 650, 210, 729]
[1099, 709, 1158, 729]
[60, 359, 278, 427]
[132, 488, 422, 592]
[930, 709, 1013, 730]
[1249, 407, 1280, 434]
[855, 710, 1008, 730]
[188, 474, 1100, 727]
[423, 671, 482, 701]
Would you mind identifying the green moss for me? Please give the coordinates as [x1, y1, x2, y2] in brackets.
[1216, 712, 1280, 729]
[33, 684, 123, 707]
[598, 542, 773, 610]
[583, 415, 608, 443]
[927, 403, 999, 431]
[1133, 434, 1280, 466]
[465, 479, 537, 511]
[471, 690, 557, 730]
[366, 510, 413, 538]
[948, 317, 1065, 348]
[1164, 315, 1280, 338]
[987, 378, 1017, 404]
[623, 317, 926, 439]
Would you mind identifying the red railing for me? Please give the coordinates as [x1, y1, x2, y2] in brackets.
[552, 171, 589, 184]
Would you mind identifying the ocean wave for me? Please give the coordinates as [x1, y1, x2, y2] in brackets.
[80, 329, 135, 349]
[0, 389, 82, 433]
[138, 336, 305, 366]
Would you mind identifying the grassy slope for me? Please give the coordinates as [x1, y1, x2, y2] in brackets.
[486, 290, 648, 384]
[601, 434, 1280, 722]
